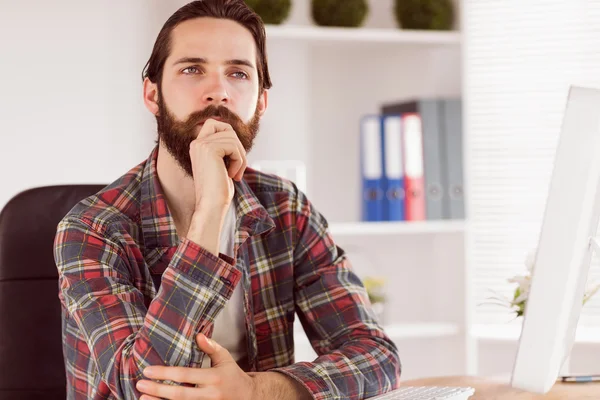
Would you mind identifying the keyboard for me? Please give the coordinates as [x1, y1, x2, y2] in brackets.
[368, 386, 475, 400]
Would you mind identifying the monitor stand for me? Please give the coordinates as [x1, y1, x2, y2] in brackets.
[558, 235, 600, 377]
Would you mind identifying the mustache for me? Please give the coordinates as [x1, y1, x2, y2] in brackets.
[181, 105, 244, 132]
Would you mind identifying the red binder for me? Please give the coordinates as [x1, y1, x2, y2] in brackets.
[403, 113, 426, 221]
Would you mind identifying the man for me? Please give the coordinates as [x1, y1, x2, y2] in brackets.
[53, 1, 401, 399]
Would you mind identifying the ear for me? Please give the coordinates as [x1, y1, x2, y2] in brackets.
[143, 77, 160, 116]
[256, 89, 268, 117]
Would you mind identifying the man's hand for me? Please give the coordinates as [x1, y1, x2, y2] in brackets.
[137, 334, 313, 400]
[190, 118, 247, 211]
[136, 333, 255, 400]
[185, 118, 247, 255]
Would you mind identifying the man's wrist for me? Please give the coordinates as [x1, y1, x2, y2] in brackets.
[248, 371, 312, 400]
[186, 206, 228, 256]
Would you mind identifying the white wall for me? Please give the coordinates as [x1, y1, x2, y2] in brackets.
[0, 1, 163, 210]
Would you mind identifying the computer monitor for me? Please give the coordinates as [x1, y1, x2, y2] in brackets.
[511, 85, 600, 393]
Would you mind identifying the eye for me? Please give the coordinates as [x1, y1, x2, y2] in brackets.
[231, 71, 249, 80]
[182, 66, 201, 75]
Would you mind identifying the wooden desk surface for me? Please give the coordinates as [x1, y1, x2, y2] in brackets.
[403, 376, 600, 399]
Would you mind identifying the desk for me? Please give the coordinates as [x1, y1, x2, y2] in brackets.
[403, 376, 600, 399]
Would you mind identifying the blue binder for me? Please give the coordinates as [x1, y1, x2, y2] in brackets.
[382, 114, 406, 221]
[360, 115, 385, 221]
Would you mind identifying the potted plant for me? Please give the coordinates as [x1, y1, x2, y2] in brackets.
[509, 249, 600, 318]
[394, 0, 455, 31]
[485, 249, 600, 319]
[311, 0, 369, 28]
[244, 0, 292, 25]
[363, 276, 387, 324]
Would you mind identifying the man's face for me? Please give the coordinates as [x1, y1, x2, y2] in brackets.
[147, 17, 267, 177]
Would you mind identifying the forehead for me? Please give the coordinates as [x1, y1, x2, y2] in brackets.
[168, 17, 257, 65]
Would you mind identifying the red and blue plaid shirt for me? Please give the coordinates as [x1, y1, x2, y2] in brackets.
[54, 146, 401, 399]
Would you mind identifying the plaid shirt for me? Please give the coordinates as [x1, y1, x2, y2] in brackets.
[54, 146, 401, 399]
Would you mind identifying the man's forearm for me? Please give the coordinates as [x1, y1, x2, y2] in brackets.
[249, 371, 313, 400]
[187, 206, 227, 256]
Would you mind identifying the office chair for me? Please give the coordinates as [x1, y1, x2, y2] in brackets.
[0, 184, 106, 400]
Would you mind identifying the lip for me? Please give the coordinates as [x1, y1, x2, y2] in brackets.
[199, 116, 224, 125]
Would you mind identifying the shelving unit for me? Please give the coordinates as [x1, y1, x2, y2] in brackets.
[329, 221, 465, 236]
[247, 0, 467, 381]
[266, 24, 461, 46]
[294, 321, 460, 340]
[473, 324, 600, 344]
[385, 322, 461, 339]
[294, 321, 462, 363]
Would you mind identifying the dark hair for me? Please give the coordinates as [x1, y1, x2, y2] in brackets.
[141, 0, 272, 92]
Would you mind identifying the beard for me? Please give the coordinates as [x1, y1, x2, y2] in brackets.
[156, 95, 261, 177]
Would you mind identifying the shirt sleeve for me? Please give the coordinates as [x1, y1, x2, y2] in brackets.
[271, 188, 402, 400]
[54, 217, 240, 399]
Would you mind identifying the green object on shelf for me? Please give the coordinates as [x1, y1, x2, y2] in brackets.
[363, 276, 387, 304]
[311, 0, 369, 28]
[244, 0, 292, 25]
[512, 287, 526, 318]
[394, 0, 454, 31]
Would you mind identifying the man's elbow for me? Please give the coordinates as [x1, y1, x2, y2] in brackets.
[373, 335, 402, 388]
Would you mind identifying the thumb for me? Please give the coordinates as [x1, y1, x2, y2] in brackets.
[196, 333, 233, 366]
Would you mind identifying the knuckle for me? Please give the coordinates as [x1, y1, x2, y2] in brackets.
[195, 140, 211, 151]
[203, 389, 221, 400]
[213, 391, 225, 400]
[211, 373, 223, 386]
[190, 140, 203, 150]
[173, 387, 186, 399]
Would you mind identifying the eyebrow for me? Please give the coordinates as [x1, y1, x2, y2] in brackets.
[172, 57, 255, 69]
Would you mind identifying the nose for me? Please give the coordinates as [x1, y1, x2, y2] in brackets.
[202, 75, 229, 105]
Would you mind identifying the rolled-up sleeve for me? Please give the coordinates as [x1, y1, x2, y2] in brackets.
[54, 218, 240, 399]
[271, 189, 402, 400]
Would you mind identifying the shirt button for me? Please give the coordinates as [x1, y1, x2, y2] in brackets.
[220, 277, 232, 286]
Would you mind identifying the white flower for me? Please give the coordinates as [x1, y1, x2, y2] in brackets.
[524, 248, 536, 272]
[506, 248, 599, 312]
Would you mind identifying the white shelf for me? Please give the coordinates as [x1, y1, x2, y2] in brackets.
[472, 323, 600, 344]
[294, 322, 460, 340]
[384, 322, 460, 339]
[329, 220, 465, 237]
[266, 24, 461, 46]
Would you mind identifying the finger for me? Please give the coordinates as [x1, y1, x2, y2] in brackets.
[228, 146, 245, 181]
[143, 366, 219, 385]
[203, 140, 244, 180]
[197, 119, 234, 138]
[219, 138, 246, 181]
[196, 333, 234, 366]
[136, 379, 196, 400]
[139, 395, 161, 400]
[139, 385, 221, 400]
[233, 141, 247, 181]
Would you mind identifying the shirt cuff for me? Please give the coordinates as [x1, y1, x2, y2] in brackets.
[171, 237, 241, 299]
[271, 363, 332, 400]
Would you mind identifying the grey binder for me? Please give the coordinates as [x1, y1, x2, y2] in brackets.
[441, 98, 465, 220]
[381, 99, 447, 220]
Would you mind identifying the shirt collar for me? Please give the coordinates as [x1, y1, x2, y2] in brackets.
[140, 145, 275, 254]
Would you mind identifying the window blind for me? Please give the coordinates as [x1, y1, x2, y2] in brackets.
[465, 1, 600, 326]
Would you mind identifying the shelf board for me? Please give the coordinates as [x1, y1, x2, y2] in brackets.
[384, 322, 460, 339]
[472, 323, 600, 344]
[329, 220, 465, 236]
[294, 322, 460, 341]
[266, 24, 461, 46]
